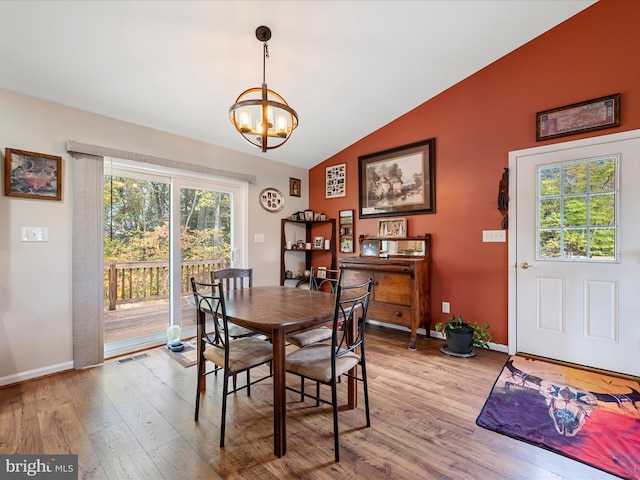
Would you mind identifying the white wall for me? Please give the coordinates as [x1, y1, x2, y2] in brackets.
[0, 88, 309, 384]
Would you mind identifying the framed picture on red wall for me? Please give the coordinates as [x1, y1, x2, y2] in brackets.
[536, 93, 620, 141]
[326, 163, 346, 198]
[358, 138, 435, 219]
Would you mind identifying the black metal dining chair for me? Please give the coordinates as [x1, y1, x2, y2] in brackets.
[210, 268, 257, 339]
[191, 278, 273, 447]
[286, 267, 342, 348]
[285, 278, 373, 462]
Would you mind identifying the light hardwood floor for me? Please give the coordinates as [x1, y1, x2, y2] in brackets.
[1, 325, 616, 479]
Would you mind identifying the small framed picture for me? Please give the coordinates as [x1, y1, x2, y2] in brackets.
[304, 209, 314, 221]
[314, 212, 322, 221]
[313, 236, 325, 249]
[289, 177, 301, 197]
[377, 217, 407, 238]
[362, 239, 380, 257]
[4, 148, 62, 201]
[340, 238, 353, 253]
[326, 163, 346, 198]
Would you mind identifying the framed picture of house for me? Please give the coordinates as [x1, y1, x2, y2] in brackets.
[4, 148, 62, 201]
[358, 138, 435, 218]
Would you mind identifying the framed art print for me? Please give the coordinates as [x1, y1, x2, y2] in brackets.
[4, 148, 62, 200]
[536, 94, 620, 141]
[359, 138, 435, 218]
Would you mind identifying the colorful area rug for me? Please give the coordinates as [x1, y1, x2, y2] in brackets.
[476, 355, 640, 479]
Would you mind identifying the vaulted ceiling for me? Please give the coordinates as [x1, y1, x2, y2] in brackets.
[0, 1, 595, 168]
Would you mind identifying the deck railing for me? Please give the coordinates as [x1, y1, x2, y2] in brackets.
[104, 258, 228, 310]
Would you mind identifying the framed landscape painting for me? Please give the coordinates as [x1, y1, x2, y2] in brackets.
[358, 139, 435, 219]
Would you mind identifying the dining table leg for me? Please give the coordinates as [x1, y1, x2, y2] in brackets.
[272, 328, 287, 457]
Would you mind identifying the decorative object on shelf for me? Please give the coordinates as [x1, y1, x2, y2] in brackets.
[4, 148, 62, 200]
[229, 26, 299, 152]
[326, 163, 346, 198]
[313, 236, 324, 249]
[339, 209, 354, 253]
[536, 93, 620, 141]
[258, 187, 285, 212]
[289, 177, 301, 197]
[358, 138, 436, 219]
[497, 168, 509, 229]
[377, 217, 407, 238]
[361, 239, 380, 257]
[304, 209, 314, 221]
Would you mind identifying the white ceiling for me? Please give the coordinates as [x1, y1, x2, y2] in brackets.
[0, 1, 595, 169]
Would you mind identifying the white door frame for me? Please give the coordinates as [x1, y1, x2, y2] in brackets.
[507, 129, 640, 355]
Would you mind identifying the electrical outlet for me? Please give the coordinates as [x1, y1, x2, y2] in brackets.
[442, 301, 450, 314]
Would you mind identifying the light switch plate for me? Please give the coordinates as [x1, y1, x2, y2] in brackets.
[482, 230, 506, 242]
[20, 227, 48, 242]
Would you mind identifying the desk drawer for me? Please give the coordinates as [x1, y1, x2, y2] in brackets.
[367, 301, 411, 327]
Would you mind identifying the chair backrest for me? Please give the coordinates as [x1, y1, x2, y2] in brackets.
[332, 278, 373, 358]
[190, 277, 230, 354]
[211, 268, 253, 291]
[310, 267, 342, 294]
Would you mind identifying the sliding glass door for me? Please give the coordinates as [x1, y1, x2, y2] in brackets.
[104, 159, 247, 356]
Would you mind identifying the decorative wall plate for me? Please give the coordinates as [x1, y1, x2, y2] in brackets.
[259, 187, 285, 212]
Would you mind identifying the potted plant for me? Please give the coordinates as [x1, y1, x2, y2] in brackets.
[434, 314, 491, 357]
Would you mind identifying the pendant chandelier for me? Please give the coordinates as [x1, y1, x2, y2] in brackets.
[229, 26, 299, 152]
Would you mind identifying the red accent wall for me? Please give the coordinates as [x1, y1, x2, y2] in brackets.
[308, 1, 640, 345]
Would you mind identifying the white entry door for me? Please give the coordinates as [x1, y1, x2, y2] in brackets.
[510, 130, 640, 377]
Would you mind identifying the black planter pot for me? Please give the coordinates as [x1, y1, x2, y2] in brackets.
[444, 323, 474, 355]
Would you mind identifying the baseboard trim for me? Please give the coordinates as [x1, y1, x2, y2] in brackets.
[0, 361, 74, 388]
[366, 319, 508, 353]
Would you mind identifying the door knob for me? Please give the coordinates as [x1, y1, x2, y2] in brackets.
[520, 261, 536, 269]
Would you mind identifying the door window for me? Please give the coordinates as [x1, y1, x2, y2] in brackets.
[537, 155, 619, 262]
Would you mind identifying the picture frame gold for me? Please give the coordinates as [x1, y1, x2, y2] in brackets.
[4, 148, 62, 200]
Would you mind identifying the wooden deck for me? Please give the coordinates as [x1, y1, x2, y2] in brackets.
[104, 297, 197, 344]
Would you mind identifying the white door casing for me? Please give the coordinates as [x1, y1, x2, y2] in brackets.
[509, 130, 640, 377]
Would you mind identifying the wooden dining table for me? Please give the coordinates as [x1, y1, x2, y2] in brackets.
[195, 285, 358, 458]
